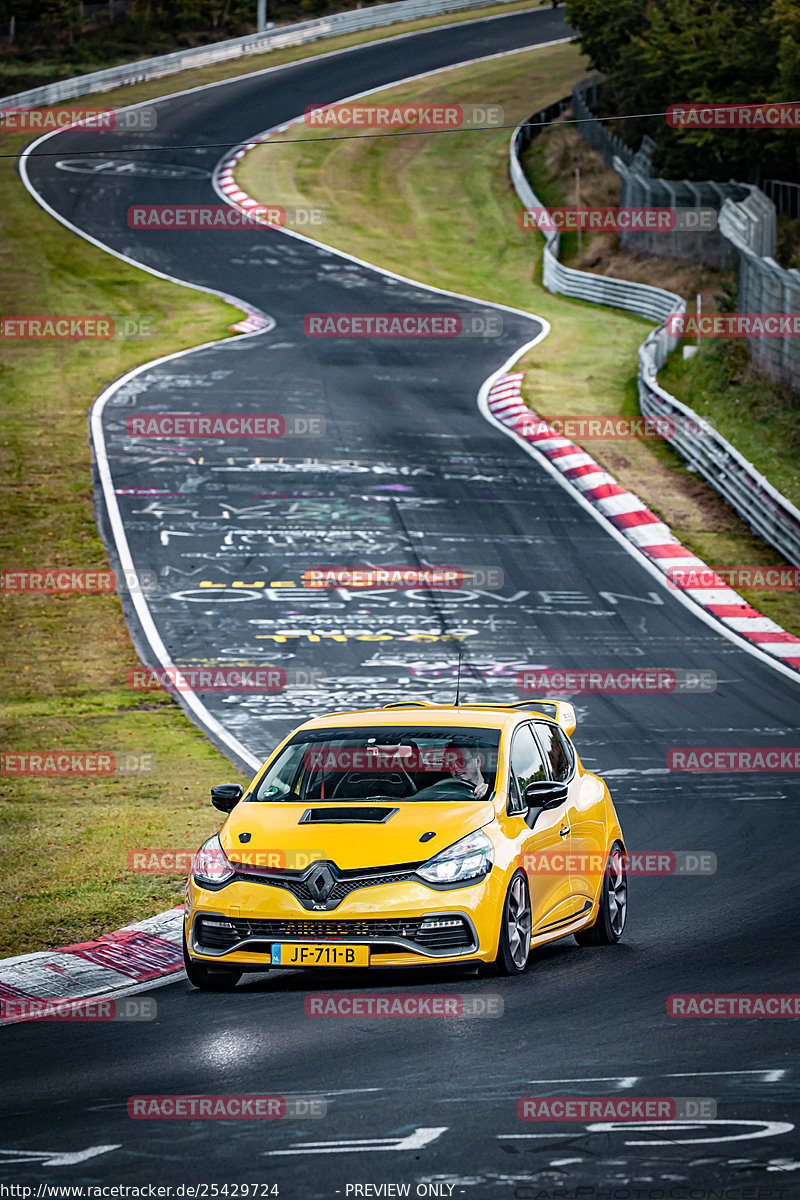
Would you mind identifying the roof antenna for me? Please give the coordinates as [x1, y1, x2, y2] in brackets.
[454, 647, 463, 706]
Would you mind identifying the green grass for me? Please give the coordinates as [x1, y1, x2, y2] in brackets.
[0, 0, 562, 959]
[237, 45, 800, 636]
[237, 42, 650, 420]
[0, 121, 253, 956]
[1, 0, 557, 959]
[2, 4, 796, 959]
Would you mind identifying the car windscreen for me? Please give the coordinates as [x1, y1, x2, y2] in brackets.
[248, 725, 501, 803]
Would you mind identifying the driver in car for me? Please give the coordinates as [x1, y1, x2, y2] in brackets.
[443, 736, 489, 799]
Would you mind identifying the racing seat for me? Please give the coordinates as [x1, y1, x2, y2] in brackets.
[331, 771, 413, 798]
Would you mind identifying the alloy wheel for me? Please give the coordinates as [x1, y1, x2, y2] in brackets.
[506, 873, 532, 968]
[606, 846, 628, 937]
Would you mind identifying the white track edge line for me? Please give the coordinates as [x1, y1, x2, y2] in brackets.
[15, 22, 568, 774]
[0, 7, 574, 986]
[19, 20, 800, 792]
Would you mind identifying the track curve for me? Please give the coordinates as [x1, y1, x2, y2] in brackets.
[6, 8, 800, 1194]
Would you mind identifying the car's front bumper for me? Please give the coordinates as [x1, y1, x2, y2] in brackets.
[185, 870, 505, 968]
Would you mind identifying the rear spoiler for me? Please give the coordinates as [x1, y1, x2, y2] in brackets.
[382, 699, 577, 736]
[515, 700, 577, 736]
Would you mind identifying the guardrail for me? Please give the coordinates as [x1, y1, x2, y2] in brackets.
[577, 78, 800, 398]
[720, 188, 797, 388]
[718, 191, 800, 397]
[612, 152, 747, 269]
[718, 186, 777, 259]
[511, 101, 800, 566]
[511, 108, 684, 323]
[0, 0, 528, 108]
[638, 329, 800, 565]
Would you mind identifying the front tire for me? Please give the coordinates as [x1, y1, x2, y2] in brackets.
[575, 842, 627, 946]
[494, 871, 532, 974]
[183, 929, 242, 991]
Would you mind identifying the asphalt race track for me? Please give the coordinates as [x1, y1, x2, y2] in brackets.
[6, 6, 800, 1196]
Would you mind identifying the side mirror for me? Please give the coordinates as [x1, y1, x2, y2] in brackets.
[523, 780, 568, 810]
[211, 783, 244, 812]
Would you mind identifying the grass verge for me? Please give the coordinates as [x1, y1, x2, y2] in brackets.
[236, 42, 800, 636]
[3, 5, 796, 958]
[1, 0, 559, 958]
[0, 127, 252, 959]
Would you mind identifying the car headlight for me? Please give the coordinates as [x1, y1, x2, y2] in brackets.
[417, 829, 493, 885]
[192, 834, 235, 886]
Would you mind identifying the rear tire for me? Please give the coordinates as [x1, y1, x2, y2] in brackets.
[183, 929, 242, 991]
[575, 842, 627, 946]
[493, 871, 532, 974]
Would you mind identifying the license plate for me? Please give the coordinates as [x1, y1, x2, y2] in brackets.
[271, 943, 370, 967]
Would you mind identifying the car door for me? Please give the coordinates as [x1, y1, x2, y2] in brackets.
[534, 721, 606, 906]
[508, 723, 583, 936]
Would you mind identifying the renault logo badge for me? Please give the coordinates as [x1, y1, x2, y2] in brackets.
[307, 864, 335, 901]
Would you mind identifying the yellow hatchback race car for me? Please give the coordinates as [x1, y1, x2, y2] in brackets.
[183, 700, 627, 989]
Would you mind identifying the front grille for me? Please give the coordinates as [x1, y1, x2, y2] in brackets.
[194, 914, 475, 956]
[259, 871, 418, 905]
[230, 859, 422, 910]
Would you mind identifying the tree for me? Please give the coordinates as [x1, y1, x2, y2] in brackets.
[564, 0, 800, 182]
